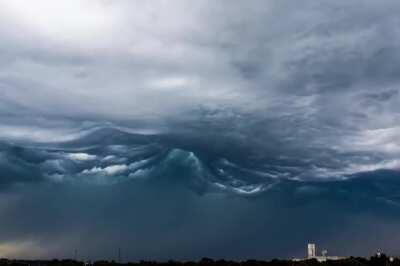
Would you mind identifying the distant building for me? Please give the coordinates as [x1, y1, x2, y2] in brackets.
[308, 244, 316, 258]
[292, 243, 345, 262]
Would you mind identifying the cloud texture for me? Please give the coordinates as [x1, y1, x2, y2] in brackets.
[1, 0, 400, 260]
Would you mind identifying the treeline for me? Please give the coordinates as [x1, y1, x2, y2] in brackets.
[0, 254, 399, 266]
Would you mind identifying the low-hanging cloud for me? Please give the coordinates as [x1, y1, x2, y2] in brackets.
[1, 0, 400, 260]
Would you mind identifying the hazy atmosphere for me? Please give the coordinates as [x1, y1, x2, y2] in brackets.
[1, 0, 400, 261]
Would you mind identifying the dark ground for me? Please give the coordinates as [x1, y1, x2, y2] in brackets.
[0, 254, 398, 266]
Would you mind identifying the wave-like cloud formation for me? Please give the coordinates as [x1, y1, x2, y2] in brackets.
[0, 1, 399, 195]
[0, 126, 398, 197]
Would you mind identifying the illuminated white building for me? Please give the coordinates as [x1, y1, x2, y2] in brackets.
[292, 243, 345, 262]
[308, 243, 316, 258]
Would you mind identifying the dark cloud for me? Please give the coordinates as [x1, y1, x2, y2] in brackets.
[1, 169, 400, 260]
[364, 89, 399, 102]
[1, 0, 400, 260]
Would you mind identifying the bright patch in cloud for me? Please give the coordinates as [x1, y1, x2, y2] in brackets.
[82, 164, 128, 176]
[0, 0, 115, 44]
[66, 153, 97, 161]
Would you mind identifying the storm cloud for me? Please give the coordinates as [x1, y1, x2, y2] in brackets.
[1, 0, 400, 260]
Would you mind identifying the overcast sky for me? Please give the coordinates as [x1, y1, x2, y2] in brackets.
[1, 1, 400, 167]
[1, 0, 400, 260]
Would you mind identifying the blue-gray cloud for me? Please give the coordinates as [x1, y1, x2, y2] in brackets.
[1, 0, 400, 260]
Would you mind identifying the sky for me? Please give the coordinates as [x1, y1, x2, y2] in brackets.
[1, 0, 400, 261]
